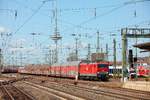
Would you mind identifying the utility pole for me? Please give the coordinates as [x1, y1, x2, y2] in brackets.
[101, 48, 103, 53]
[0, 49, 3, 75]
[96, 31, 100, 53]
[11, 51, 15, 68]
[20, 52, 23, 67]
[51, 50, 55, 64]
[75, 37, 78, 61]
[20, 40, 23, 67]
[15, 50, 18, 67]
[72, 33, 80, 61]
[106, 44, 108, 61]
[49, 49, 52, 65]
[30, 32, 40, 48]
[87, 43, 91, 60]
[113, 39, 117, 78]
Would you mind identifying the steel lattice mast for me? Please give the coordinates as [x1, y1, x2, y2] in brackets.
[50, 0, 62, 63]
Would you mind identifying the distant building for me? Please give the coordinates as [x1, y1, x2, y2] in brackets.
[91, 53, 107, 62]
[67, 52, 78, 61]
[136, 57, 150, 66]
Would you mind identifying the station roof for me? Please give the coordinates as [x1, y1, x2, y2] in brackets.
[133, 42, 150, 51]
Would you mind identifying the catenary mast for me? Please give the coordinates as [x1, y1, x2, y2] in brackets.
[50, 0, 62, 63]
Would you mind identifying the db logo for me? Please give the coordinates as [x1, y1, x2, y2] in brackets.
[86, 67, 88, 71]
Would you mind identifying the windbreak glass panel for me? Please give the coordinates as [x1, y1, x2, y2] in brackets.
[98, 64, 108, 68]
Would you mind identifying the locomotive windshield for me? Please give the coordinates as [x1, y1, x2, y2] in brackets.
[98, 64, 108, 68]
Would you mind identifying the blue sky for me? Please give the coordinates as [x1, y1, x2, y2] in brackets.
[0, 0, 150, 65]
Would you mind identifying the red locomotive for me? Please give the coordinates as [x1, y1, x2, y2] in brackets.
[19, 61, 110, 81]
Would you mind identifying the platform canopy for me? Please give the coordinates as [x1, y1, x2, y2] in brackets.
[133, 42, 150, 51]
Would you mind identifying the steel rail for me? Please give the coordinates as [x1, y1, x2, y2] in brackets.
[0, 82, 35, 100]
[62, 83, 150, 100]
[50, 82, 138, 100]
[24, 81, 134, 100]
[0, 83, 15, 100]
[29, 80, 149, 100]
[11, 84, 36, 100]
[23, 81, 86, 100]
[109, 87, 150, 95]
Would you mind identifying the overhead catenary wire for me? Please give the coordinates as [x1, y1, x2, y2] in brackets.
[11, 1, 129, 32]
[61, 0, 150, 33]
[7, 1, 47, 60]
[39, 18, 150, 51]
[3, 0, 150, 64]
[12, 0, 150, 35]
[60, 5, 126, 33]
[43, 3, 121, 12]
[2, 1, 47, 65]
[10, 0, 150, 36]
[12, 2, 46, 35]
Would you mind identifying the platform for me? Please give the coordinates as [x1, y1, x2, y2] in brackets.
[122, 81, 150, 92]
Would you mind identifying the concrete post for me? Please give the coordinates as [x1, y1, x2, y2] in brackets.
[121, 28, 128, 82]
[113, 39, 116, 78]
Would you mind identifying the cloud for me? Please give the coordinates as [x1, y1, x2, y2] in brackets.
[0, 26, 10, 33]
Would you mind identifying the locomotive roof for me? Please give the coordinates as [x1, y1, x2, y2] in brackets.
[52, 61, 111, 67]
[52, 61, 81, 67]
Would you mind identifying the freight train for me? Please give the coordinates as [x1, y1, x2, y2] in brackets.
[1, 67, 18, 73]
[18, 61, 110, 81]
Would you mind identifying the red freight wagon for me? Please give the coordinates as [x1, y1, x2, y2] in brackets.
[51, 61, 79, 78]
[65, 61, 79, 78]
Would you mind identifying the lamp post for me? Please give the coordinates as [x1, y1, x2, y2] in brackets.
[71, 33, 81, 61]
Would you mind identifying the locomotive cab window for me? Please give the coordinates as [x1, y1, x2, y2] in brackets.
[98, 64, 108, 68]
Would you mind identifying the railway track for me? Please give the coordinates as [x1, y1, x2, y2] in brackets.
[50, 82, 150, 100]
[75, 84, 150, 100]
[23, 81, 86, 100]
[108, 87, 150, 96]
[3, 74, 150, 100]
[0, 82, 35, 100]
[26, 79, 150, 100]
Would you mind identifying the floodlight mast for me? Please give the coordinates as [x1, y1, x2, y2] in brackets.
[50, 0, 62, 63]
